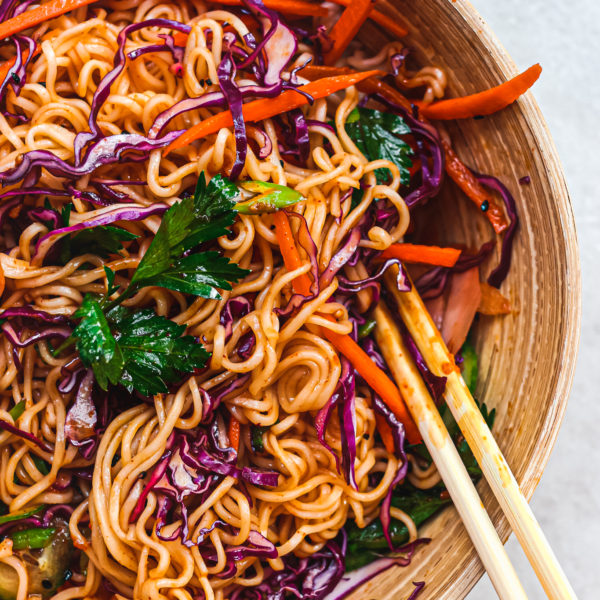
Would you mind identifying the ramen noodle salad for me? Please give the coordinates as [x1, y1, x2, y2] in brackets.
[0, 1, 536, 599]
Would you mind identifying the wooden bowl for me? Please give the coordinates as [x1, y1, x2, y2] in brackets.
[348, 1, 581, 598]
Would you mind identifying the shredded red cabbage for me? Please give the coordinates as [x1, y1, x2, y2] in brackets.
[230, 533, 346, 600]
[315, 358, 358, 488]
[472, 172, 519, 288]
[32, 203, 168, 264]
[218, 52, 247, 179]
[64, 370, 98, 459]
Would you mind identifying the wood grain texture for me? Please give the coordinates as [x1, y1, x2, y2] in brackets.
[347, 0, 581, 598]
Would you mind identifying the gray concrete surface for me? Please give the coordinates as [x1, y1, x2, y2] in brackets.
[467, 1, 600, 599]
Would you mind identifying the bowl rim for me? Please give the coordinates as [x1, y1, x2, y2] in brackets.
[446, 1, 582, 597]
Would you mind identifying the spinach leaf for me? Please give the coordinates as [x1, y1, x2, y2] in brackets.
[345, 485, 450, 571]
[345, 107, 413, 187]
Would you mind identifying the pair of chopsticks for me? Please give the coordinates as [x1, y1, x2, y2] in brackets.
[374, 266, 576, 599]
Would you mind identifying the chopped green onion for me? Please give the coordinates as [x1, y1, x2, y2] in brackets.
[0, 505, 44, 526]
[357, 319, 376, 339]
[10, 527, 55, 551]
[8, 400, 26, 421]
[235, 181, 303, 214]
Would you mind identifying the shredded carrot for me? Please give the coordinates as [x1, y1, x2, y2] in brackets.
[374, 412, 395, 454]
[0, 261, 5, 299]
[172, 32, 189, 47]
[419, 64, 542, 120]
[299, 65, 413, 112]
[443, 140, 508, 234]
[273, 211, 421, 445]
[328, 0, 408, 38]
[164, 70, 380, 155]
[0, 0, 97, 40]
[478, 282, 511, 315]
[380, 243, 461, 268]
[228, 417, 241, 453]
[324, 0, 375, 65]
[210, 0, 329, 16]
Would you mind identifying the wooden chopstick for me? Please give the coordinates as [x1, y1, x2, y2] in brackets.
[374, 303, 527, 600]
[383, 267, 577, 600]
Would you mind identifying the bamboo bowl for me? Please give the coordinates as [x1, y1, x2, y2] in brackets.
[348, 1, 581, 598]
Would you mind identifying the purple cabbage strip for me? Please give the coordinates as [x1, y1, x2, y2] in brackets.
[220, 297, 252, 341]
[32, 202, 168, 264]
[414, 241, 495, 300]
[218, 52, 247, 179]
[73, 18, 191, 162]
[373, 395, 408, 551]
[472, 172, 519, 288]
[199, 373, 250, 424]
[315, 357, 359, 487]
[0, 130, 184, 187]
[0, 306, 69, 323]
[239, 0, 297, 87]
[42, 504, 74, 527]
[0, 419, 52, 452]
[0, 0, 18, 20]
[230, 533, 345, 600]
[0, 516, 43, 538]
[319, 227, 361, 288]
[64, 370, 99, 460]
[406, 581, 426, 600]
[28, 207, 61, 229]
[337, 259, 411, 304]
[327, 540, 429, 600]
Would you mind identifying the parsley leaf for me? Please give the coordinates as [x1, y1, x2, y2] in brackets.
[70, 226, 138, 257]
[111, 310, 209, 396]
[73, 296, 124, 390]
[129, 173, 244, 297]
[138, 252, 246, 298]
[345, 107, 413, 186]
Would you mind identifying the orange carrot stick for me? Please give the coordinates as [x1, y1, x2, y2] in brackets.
[419, 64, 542, 120]
[273, 210, 421, 445]
[298, 65, 413, 112]
[327, 0, 408, 38]
[0, 261, 5, 299]
[228, 417, 241, 453]
[443, 140, 508, 234]
[164, 70, 380, 155]
[324, 0, 375, 65]
[210, 0, 329, 16]
[172, 32, 189, 47]
[380, 243, 461, 268]
[0, 0, 97, 40]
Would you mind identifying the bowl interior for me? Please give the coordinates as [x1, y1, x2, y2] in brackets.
[347, 1, 580, 598]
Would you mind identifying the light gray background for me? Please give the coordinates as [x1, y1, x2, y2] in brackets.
[467, 1, 599, 599]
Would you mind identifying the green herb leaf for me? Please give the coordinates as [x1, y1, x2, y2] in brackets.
[113, 309, 209, 396]
[130, 174, 242, 294]
[138, 252, 247, 299]
[104, 266, 119, 297]
[251, 425, 269, 452]
[345, 107, 413, 186]
[459, 339, 478, 395]
[60, 204, 72, 227]
[345, 485, 450, 570]
[70, 226, 138, 258]
[72, 296, 124, 390]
